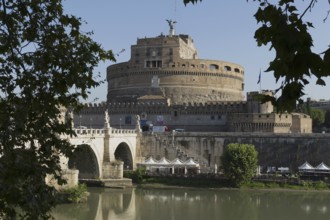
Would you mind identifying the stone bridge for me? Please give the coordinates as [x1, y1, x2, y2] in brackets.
[61, 113, 141, 180]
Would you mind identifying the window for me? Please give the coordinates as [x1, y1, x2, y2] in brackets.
[224, 66, 231, 71]
[209, 64, 219, 70]
[234, 68, 240, 73]
[145, 60, 162, 68]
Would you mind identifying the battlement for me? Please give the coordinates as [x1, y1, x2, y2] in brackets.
[76, 100, 249, 118]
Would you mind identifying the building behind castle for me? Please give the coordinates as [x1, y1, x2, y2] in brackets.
[74, 25, 312, 134]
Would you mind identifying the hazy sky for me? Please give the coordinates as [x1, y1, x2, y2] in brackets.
[63, 0, 330, 103]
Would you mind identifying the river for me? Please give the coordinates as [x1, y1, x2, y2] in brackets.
[52, 187, 330, 220]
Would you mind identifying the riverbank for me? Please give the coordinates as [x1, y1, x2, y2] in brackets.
[135, 182, 330, 193]
[129, 174, 330, 192]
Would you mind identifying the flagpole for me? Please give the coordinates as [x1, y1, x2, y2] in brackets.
[257, 69, 261, 93]
[260, 70, 261, 93]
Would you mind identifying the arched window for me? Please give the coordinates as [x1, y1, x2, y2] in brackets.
[234, 68, 240, 73]
[224, 66, 231, 71]
[209, 64, 219, 70]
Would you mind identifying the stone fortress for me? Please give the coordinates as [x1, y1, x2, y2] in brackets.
[75, 22, 312, 134]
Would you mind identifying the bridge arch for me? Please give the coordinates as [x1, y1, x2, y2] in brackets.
[114, 142, 134, 170]
[68, 144, 100, 179]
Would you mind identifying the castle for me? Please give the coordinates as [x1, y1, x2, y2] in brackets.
[74, 24, 312, 134]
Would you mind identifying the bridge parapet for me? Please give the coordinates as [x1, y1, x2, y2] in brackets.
[74, 128, 105, 136]
[111, 128, 136, 134]
[73, 128, 137, 136]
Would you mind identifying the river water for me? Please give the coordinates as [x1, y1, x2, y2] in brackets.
[52, 187, 330, 220]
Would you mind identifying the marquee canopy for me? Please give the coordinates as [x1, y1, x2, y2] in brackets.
[138, 157, 200, 168]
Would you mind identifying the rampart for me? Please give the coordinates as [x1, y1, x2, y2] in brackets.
[139, 132, 330, 172]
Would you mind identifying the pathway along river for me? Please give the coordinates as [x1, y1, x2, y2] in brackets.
[52, 187, 330, 220]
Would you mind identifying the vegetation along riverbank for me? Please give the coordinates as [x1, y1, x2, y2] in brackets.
[124, 169, 330, 192]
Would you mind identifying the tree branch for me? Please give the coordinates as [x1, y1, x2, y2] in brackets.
[299, 0, 317, 20]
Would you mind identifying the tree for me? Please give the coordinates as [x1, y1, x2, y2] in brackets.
[221, 143, 258, 187]
[184, 0, 330, 113]
[0, 0, 114, 219]
[324, 110, 330, 128]
[310, 108, 325, 127]
[301, 101, 325, 128]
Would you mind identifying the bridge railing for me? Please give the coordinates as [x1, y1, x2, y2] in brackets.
[111, 128, 136, 134]
[74, 128, 105, 135]
[73, 128, 136, 136]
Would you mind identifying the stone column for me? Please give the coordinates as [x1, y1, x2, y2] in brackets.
[102, 110, 113, 179]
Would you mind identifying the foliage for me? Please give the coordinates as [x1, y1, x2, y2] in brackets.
[301, 101, 325, 128]
[309, 108, 325, 127]
[184, 0, 330, 113]
[124, 167, 146, 184]
[58, 184, 89, 204]
[0, 0, 114, 219]
[137, 174, 230, 188]
[221, 143, 258, 187]
[324, 110, 330, 128]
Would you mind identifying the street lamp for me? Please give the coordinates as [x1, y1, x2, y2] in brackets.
[120, 118, 122, 129]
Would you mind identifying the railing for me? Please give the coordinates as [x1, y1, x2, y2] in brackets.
[73, 128, 136, 136]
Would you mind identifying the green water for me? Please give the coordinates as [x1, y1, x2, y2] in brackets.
[52, 187, 330, 220]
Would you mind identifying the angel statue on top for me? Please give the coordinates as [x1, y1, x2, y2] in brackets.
[166, 19, 177, 30]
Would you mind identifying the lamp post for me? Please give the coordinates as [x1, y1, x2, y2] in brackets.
[120, 118, 122, 129]
[183, 106, 187, 131]
[172, 130, 176, 148]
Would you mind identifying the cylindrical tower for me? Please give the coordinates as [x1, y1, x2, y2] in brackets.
[107, 34, 244, 105]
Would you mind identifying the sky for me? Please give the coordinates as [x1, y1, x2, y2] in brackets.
[63, 0, 330, 103]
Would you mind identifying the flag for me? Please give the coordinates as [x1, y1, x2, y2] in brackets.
[257, 70, 261, 84]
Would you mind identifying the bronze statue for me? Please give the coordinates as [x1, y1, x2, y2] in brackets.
[166, 19, 177, 30]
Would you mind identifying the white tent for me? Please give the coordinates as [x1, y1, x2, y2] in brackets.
[298, 162, 314, 170]
[158, 157, 170, 166]
[315, 162, 330, 171]
[137, 157, 200, 175]
[184, 158, 200, 167]
[170, 158, 184, 166]
[144, 157, 158, 165]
